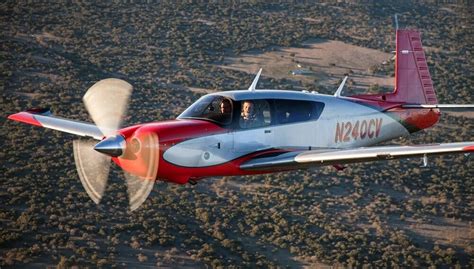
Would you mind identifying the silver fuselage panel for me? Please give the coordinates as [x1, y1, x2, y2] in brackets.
[166, 90, 408, 167]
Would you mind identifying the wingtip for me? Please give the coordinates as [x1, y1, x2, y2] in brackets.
[8, 112, 42, 127]
[463, 145, 474, 152]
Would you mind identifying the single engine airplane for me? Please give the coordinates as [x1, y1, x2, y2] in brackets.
[8, 29, 474, 211]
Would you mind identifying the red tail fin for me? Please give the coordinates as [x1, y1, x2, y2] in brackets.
[391, 30, 438, 104]
[350, 29, 438, 105]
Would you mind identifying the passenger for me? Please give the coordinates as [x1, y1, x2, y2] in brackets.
[240, 100, 261, 128]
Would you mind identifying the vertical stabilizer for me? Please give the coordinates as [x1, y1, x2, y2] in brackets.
[392, 30, 437, 104]
[350, 30, 438, 105]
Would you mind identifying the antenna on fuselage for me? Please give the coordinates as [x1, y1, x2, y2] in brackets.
[248, 68, 262, 91]
[334, 76, 348, 97]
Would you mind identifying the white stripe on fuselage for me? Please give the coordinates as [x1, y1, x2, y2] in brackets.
[163, 98, 409, 167]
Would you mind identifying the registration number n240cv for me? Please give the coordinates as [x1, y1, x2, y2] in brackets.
[335, 118, 382, 143]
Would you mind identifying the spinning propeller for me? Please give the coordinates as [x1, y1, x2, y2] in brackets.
[73, 79, 158, 211]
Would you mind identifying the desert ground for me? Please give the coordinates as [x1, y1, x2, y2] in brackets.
[218, 39, 394, 95]
[1, 2, 472, 268]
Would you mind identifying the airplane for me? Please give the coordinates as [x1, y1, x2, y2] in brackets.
[8, 29, 474, 211]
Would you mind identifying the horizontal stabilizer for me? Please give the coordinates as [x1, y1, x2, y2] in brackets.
[401, 104, 474, 109]
[8, 109, 104, 140]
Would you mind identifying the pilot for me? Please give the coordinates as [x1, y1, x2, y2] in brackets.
[213, 98, 232, 124]
[220, 99, 232, 114]
[240, 100, 261, 128]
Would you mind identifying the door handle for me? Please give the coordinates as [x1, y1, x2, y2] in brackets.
[264, 130, 271, 134]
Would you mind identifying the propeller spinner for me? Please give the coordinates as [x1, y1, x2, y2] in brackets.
[73, 78, 158, 211]
[94, 135, 126, 157]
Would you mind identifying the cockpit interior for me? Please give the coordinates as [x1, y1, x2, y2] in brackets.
[179, 95, 325, 129]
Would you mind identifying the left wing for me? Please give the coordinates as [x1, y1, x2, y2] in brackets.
[241, 142, 474, 171]
[8, 108, 104, 140]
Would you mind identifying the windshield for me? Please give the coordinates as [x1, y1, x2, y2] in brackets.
[178, 95, 233, 125]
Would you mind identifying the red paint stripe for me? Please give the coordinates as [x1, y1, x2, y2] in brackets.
[8, 112, 42, 127]
[463, 145, 474, 152]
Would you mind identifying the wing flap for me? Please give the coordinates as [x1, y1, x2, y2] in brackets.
[241, 142, 474, 171]
[8, 109, 104, 140]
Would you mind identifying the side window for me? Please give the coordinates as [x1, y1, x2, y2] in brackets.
[178, 95, 233, 126]
[207, 97, 233, 125]
[274, 100, 324, 124]
[239, 100, 271, 129]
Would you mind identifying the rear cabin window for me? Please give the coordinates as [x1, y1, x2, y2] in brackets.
[274, 100, 324, 124]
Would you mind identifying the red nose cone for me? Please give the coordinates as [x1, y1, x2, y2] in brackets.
[114, 126, 159, 180]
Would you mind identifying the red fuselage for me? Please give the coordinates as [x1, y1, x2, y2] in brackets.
[113, 119, 279, 184]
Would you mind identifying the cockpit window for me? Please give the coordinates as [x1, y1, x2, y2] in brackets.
[178, 95, 233, 125]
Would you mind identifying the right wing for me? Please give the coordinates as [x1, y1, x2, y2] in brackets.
[8, 108, 104, 140]
[241, 142, 474, 171]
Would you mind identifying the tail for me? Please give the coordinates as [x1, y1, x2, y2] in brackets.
[351, 29, 438, 105]
[390, 29, 437, 104]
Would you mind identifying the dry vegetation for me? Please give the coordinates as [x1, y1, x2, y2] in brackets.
[1, 1, 473, 268]
[218, 39, 394, 94]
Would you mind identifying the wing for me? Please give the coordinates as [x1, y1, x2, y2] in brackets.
[8, 108, 104, 140]
[240, 142, 474, 171]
